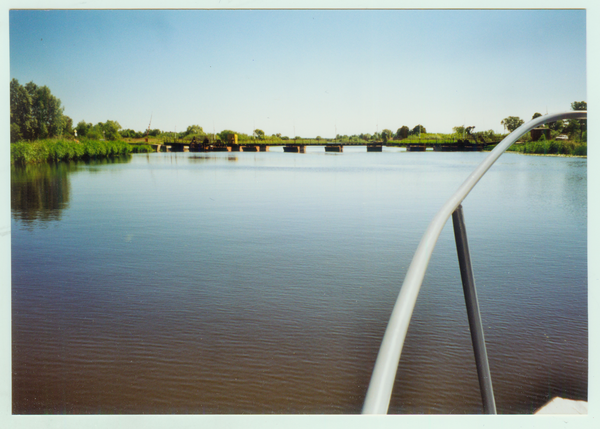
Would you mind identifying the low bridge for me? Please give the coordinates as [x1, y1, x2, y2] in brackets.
[156, 139, 499, 153]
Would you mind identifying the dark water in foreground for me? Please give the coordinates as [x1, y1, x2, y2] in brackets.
[11, 148, 587, 414]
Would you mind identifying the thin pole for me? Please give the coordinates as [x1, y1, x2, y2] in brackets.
[452, 204, 497, 414]
[362, 111, 585, 415]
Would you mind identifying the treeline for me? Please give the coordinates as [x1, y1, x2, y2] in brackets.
[11, 79, 587, 149]
[160, 125, 433, 144]
[10, 79, 129, 144]
[10, 79, 72, 142]
[75, 120, 124, 141]
[499, 102, 587, 141]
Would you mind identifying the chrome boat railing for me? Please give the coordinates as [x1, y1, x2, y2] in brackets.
[362, 110, 587, 414]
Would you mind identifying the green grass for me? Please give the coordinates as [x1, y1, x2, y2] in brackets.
[130, 144, 154, 153]
[507, 139, 586, 156]
[11, 138, 133, 164]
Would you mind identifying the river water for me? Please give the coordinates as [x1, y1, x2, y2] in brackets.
[11, 147, 587, 414]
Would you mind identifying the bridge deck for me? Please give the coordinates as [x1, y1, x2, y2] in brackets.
[157, 141, 500, 153]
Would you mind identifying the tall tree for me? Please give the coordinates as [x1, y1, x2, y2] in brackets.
[10, 80, 66, 141]
[253, 129, 265, 140]
[570, 101, 587, 141]
[500, 116, 524, 132]
[185, 125, 204, 136]
[25, 81, 65, 139]
[396, 126, 409, 139]
[218, 130, 237, 142]
[76, 120, 93, 137]
[410, 125, 426, 135]
[381, 129, 393, 143]
[453, 126, 466, 137]
[63, 116, 73, 135]
[547, 120, 564, 132]
[100, 120, 122, 141]
[10, 79, 33, 142]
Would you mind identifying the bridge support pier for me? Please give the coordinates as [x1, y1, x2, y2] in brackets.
[283, 145, 306, 153]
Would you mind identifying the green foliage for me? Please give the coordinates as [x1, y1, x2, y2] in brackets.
[547, 120, 564, 132]
[10, 79, 66, 142]
[86, 129, 103, 140]
[46, 139, 85, 161]
[501, 116, 524, 132]
[184, 125, 204, 136]
[381, 129, 393, 143]
[452, 126, 466, 138]
[121, 129, 144, 138]
[532, 112, 542, 120]
[563, 119, 579, 135]
[409, 125, 426, 135]
[11, 142, 42, 164]
[395, 127, 409, 139]
[95, 120, 122, 141]
[75, 120, 124, 141]
[63, 116, 73, 135]
[569, 100, 587, 142]
[508, 139, 586, 156]
[217, 129, 237, 142]
[254, 129, 265, 140]
[76, 121, 92, 137]
[394, 132, 447, 143]
[11, 139, 131, 165]
[10, 79, 33, 142]
[130, 145, 154, 153]
[11, 123, 23, 142]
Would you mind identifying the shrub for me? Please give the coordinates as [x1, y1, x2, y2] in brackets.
[130, 145, 153, 153]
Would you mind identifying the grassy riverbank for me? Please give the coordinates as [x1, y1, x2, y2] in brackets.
[11, 139, 154, 164]
[507, 139, 586, 156]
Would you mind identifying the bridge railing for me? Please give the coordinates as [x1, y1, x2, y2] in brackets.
[361, 110, 587, 415]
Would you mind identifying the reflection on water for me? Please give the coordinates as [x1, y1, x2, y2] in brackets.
[11, 156, 131, 227]
[11, 163, 72, 226]
[11, 151, 587, 415]
[189, 154, 239, 162]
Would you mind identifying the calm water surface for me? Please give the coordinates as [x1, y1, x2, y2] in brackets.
[11, 148, 587, 414]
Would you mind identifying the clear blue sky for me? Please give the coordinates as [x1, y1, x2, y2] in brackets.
[9, 8, 586, 137]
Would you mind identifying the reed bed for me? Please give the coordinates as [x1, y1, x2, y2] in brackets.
[11, 139, 133, 164]
[508, 139, 586, 156]
[130, 144, 154, 153]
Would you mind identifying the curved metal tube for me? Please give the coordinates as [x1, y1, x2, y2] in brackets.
[362, 111, 587, 414]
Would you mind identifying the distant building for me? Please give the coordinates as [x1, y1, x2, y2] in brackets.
[530, 127, 551, 141]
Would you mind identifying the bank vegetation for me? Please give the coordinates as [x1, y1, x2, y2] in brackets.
[10, 79, 587, 162]
[10, 139, 153, 165]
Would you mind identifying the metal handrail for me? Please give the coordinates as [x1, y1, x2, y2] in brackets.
[362, 110, 587, 414]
